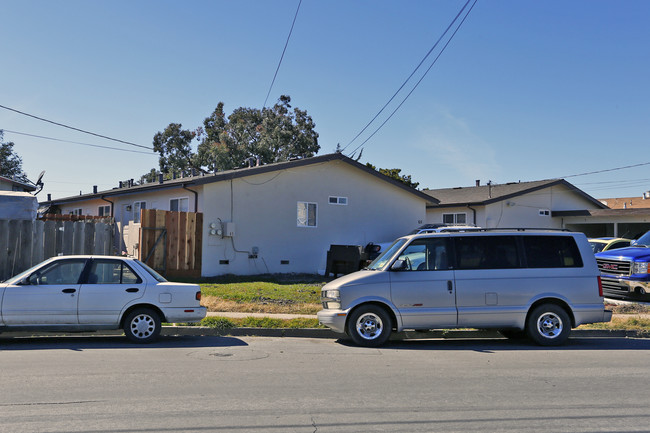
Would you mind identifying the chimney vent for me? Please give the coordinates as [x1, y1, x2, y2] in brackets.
[93, 185, 98, 194]
[47, 193, 51, 201]
[475, 180, 480, 187]
[159, 174, 164, 184]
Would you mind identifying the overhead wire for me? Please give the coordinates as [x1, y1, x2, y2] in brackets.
[0, 104, 153, 150]
[346, 0, 479, 157]
[263, 0, 302, 108]
[340, 0, 473, 153]
[1, 129, 154, 155]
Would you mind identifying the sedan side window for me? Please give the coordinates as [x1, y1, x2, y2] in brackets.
[87, 260, 142, 284]
[33, 260, 86, 285]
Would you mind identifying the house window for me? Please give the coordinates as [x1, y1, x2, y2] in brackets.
[133, 201, 146, 223]
[442, 213, 467, 225]
[98, 205, 111, 217]
[170, 197, 189, 212]
[539, 209, 551, 216]
[70, 208, 83, 216]
[328, 196, 348, 205]
[297, 202, 317, 227]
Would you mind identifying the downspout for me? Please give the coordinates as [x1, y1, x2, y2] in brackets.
[467, 204, 477, 226]
[101, 196, 114, 217]
[182, 184, 198, 212]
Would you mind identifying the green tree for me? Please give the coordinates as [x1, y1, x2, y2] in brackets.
[153, 96, 319, 175]
[366, 163, 419, 189]
[0, 130, 28, 182]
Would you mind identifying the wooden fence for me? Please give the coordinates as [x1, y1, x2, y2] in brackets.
[0, 219, 115, 281]
[139, 209, 203, 279]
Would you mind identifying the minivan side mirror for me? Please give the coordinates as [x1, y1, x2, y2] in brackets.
[391, 260, 408, 271]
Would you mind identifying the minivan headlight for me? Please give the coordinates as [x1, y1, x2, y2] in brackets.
[633, 261, 649, 274]
[322, 289, 341, 309]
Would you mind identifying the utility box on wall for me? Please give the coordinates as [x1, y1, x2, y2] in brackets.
[225, 222, 236, 237]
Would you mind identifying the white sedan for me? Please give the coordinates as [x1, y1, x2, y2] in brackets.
[0, 255, 207, 342]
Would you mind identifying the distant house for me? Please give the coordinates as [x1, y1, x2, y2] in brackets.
[42, 153, 437, 275]
[422, 179, 607, 229]
[0, 175, 35, 193]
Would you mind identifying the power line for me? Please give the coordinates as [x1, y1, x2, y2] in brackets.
[346, 0, 478, 157]
[560, 161, 650, 179]
[341, 0, 474, 153]
[263, 0, 302, 108]
[0, 104, 153, 150]
[1, 129, 154, 155]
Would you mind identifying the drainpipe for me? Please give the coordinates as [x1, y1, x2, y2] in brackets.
[101, 196, 114, 217]
[467, 204, 477, 226]
[183, 184, 198, 212]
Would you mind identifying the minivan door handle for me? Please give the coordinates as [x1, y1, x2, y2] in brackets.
[62, 288, 76, 294]
[447, 280, 453, 293]
[126, 288, 139, 293]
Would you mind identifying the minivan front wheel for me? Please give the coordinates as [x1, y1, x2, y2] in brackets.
[526, 304, 571, 346]
[347, 305, 392, 347]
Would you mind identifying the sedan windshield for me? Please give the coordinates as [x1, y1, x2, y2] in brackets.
[633, 231, 650, 247]
[367, 238, 408, 270]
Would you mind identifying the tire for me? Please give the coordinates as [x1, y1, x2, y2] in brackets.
[526, 304, 571, 346]
[123, 308, 161, 343]
[346, 305, 392, 347]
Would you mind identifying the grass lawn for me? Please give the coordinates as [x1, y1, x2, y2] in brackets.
[198, 274, 326, 315]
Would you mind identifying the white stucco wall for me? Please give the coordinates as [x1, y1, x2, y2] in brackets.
[201, 160, 427, 276]
[426, 184, 603, 229]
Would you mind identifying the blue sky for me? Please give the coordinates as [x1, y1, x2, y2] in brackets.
[2, 0, 649, 201]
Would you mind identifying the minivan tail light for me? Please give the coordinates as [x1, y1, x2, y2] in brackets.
[597, 276, 603, 297]
[196, 291, 202, 301]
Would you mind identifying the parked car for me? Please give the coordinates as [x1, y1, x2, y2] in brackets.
[588, 237, 631, 254]
[0, 255, 206, 342]
[595, 230, 650, 301]
[318, 229, 611, 347]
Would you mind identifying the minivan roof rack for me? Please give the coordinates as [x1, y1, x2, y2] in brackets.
[434, 227, 571, 232]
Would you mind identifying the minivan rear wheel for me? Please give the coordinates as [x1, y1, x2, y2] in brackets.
[526, 304, 571, 346]
[347, 305, 392, 347]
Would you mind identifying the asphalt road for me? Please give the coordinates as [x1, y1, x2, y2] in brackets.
[1, 335, 649, 433]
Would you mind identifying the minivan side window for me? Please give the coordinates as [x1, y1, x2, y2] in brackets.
[397, 238, 450, 271]
[523, 236, 583, 268]
[454, 236, 520, 270]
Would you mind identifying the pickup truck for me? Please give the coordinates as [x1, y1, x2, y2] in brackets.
[595, 230, 650, 301]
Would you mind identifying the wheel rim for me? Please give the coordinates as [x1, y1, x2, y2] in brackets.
[355, 313, 384, 340]
[536, 312, 563, 339]
[130, 313, 156, 339]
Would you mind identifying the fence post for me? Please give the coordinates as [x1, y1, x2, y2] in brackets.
[31, 220, 44, 266]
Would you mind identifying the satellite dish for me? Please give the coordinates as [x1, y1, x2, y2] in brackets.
[33, 170, 45, 195]
[36, 170, 45, 185]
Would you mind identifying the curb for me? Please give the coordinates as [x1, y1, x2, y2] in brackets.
[162, 326, 644, 340]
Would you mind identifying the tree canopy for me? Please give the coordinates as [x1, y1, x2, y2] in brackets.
[365, 163, 419, 189]
[0, 130, 28, 182]
[151, 95, 319, 177]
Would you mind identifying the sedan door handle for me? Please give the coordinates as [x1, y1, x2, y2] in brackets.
[62, 288, 76, 294]
[447, 280, 453, 293]
[126, 288, 139, 293]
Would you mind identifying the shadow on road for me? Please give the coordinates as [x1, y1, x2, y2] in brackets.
[336, 336, 650, 352]
[0, 335, 247, 351]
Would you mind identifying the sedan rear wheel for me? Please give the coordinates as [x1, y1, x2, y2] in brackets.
[124, 308, 161, 343]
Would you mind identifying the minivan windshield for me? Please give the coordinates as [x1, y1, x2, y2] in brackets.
[367, 238, 408, 270]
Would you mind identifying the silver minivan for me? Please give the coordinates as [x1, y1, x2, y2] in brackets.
[318, 230, 612, 347]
